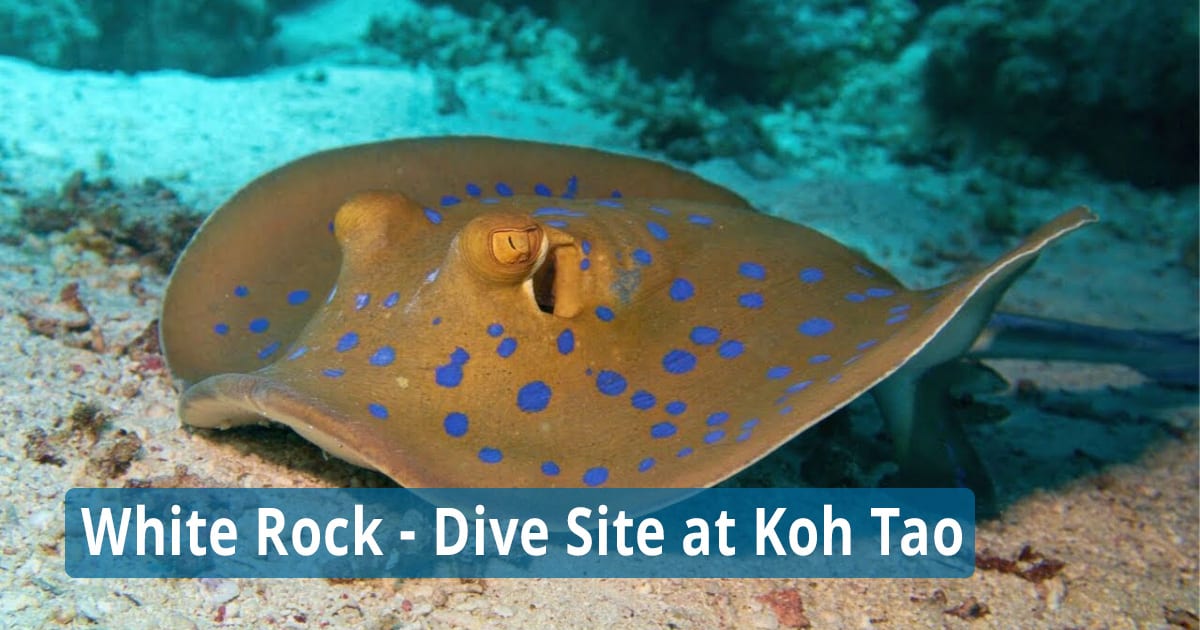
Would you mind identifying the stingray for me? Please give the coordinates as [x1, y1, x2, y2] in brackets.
[162, 136, 1146, 509]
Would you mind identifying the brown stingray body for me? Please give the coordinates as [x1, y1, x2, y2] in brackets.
[162, 136, 1094, 490]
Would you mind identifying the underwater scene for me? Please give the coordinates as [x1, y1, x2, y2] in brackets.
[0, 0, 1196, 626]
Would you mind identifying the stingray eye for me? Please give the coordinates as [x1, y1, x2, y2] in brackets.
[460, 214, 546, 284]
[491, 228, 540, 265]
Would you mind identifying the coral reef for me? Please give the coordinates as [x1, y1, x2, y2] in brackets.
[17, 171, 203, 273]
[923, 0, 1199, 188]
[0, 0, 1194, 186]
[0, 0, 277, 76]
[0, 1, 97, 69]
[366, 2, 764, 163]
[429, 0, 1197, 188]
[709, 0, 921, 105]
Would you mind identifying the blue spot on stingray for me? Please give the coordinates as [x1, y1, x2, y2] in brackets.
[322, 368, 344, 378]
[665, 401, 687, 415]
[328, 220, 334, 233]
[370, 346, 396, 366]
[677, 447, 694, 458]
[786, 380, 813, 394]
[248, 318, 269, 334]
[355, 293, 370, 310]
[690, 326, 720, 345]
[736, 430, 753, 443]
[630, 390, 656, 410]
[662, 349, 697, 374]
[799, 317, 835, 336]
[580, 258, 591, 271]
[766, 366, 791, 380]
[233, 285, 249, 297]
[779, 405, 793, 415]
[432, 317, 442, 326]
[487, 323, 503, 337]
[610, 189, 623, 198]
[706, 411, 730, 426]
[844, 355, 861, 365]
[541, 461, 560, 476]
[739, 262, 766, 280]
[743, 418, 760, 430]
[799, 268, 824, 283]
[535, 206, 590, 218]
[738, 293, 764, 309]
[857, 339, 878, 350]
[286, 346, 307, 360]
[443, 412, 468, 437]
[534, 183, 551, 197]
[496, 182, 513, 196]
[648, 205, 670, 216]
[336, 332, 359, 352]
[557, 329, 575, 355]
[889, 304, 911, 314]
[866, 287, 895, 298]
[688, 214, 713, 226]
[597, 199, 623, 208]
[595, 306, 615, 322]
[809, 354, 831, 364]
[213, 323, 229, 335]
[368, 403, 388, 420]
[478, 447, 503, 464]
[704, 430, 725, 445]
[886, 313, 908, 325]
[517, 381, 552, 412]
[854, 264, 876, 278]
[441, 195, 460, 206]
[465, 182, 481, 196]
[287, 289, 310, 305]
[596, 370, 628, 396]
[669, 278, 694, 301]
[581, 240, 592, 255]
[497, 338, 517, 358]
[423, 208, 442, 224]
[535, 207, 585, 219]
[638, 458, 656, 472]
[632, 249, 652, 266]
[435, 347, 469, 388]
[646, 221, 669, 241]
[650, 422, 677, 439]
[829, 374, 842, 384]
[582, 467, 609, 487]
[845, 292, 866, 303]
[257, 341, 281, 360]
[545, 220, 568, 228]
[718, 340, 744, 359]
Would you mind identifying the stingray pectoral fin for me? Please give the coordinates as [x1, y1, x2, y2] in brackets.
[179, 373, 380, 472]
[871, 206, 1096, 515]
[874, 362, 998, 516]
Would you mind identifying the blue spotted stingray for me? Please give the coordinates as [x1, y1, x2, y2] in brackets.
[162, 136, 1101, 507]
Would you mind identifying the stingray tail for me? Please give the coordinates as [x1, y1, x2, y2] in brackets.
[973, 312, 1199, 389]
[871, 207, 1097, 517]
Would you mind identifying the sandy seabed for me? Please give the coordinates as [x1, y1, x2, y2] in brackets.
[0, 56, 1195, 628]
